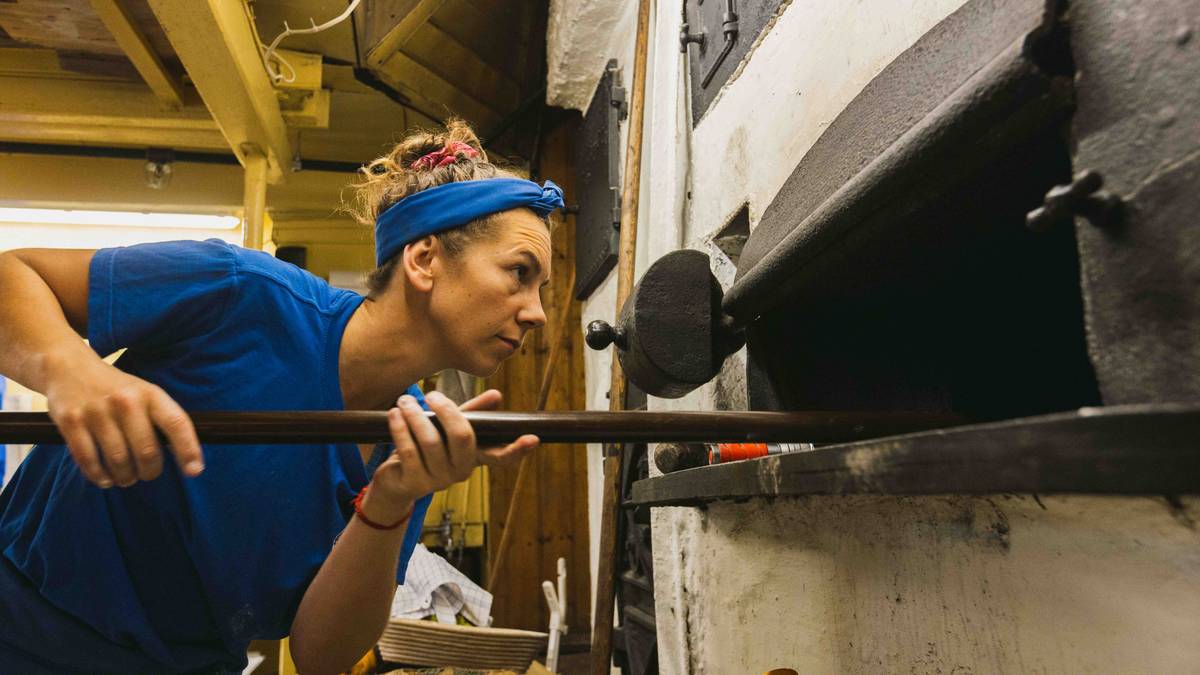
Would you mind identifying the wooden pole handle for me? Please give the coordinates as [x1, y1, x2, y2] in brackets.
[0, 410, 963, 446]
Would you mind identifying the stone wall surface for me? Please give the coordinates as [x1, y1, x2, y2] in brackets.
[662, 494, 1200, 674]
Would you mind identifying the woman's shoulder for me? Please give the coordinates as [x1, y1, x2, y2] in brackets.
[225, 242, 360, 315]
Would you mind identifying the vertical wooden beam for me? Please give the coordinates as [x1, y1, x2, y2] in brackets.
[541, 118, 591, 634]
[88, 0, 185, 108]
[242, 150, 268, 250]
[484, 281, 542, 628]
[484, 117, 589, 632]
[591, 0, 652, 671]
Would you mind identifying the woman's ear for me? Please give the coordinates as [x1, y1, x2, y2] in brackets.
[401, 236, 437, 292]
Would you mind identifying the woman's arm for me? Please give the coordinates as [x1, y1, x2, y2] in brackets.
[290, 390, 539, 675]
[0, 249, 203, 487]
[0, 248, 95, 385]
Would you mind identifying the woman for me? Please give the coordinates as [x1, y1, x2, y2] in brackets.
[0, 120, 559, 674]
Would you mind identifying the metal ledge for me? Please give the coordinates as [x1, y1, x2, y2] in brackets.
[630, 405, 1200, 507]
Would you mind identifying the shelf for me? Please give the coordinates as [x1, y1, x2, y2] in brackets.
[630, 404, 1200, 507]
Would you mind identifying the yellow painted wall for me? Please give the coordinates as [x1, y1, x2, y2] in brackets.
[270, 215, 374, 282]
[0, 152, 354, 215]
[421, 466, 490, 550]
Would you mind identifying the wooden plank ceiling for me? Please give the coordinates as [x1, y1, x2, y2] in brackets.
[0, 0, 176, 79]
[0, 0, 549, 165]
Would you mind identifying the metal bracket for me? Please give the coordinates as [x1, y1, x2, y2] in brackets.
[611, 81, 629, 121]
[607, 61, 626, 228]
[144, 147, 174, 189]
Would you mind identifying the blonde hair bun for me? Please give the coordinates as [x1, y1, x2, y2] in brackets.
[349, 118, 517, 226]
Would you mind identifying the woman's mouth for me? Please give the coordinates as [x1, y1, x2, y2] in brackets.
[497, 336, 521, 351]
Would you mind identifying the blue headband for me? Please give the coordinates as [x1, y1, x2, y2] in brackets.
[374, 178, 565, 266]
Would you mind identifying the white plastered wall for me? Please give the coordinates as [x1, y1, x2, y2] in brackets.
[549, 0, 1200, 672]
[657, 493, 1200, 673]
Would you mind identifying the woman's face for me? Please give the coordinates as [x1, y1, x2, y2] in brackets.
[427, 208, 552, 376]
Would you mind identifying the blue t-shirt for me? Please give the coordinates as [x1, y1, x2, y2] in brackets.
[0, 240, 431, 674]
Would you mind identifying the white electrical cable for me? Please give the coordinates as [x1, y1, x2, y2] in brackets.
[260, 0, 363, 84]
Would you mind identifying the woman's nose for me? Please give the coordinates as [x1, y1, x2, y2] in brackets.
[518, 292, 547, 329]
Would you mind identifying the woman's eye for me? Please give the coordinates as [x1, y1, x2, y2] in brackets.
[511, 265, 528, 281]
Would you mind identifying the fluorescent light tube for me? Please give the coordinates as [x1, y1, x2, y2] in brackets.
[0, 207, 239, 230]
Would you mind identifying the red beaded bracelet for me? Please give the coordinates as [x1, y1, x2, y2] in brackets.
[352, 484, 412, 531]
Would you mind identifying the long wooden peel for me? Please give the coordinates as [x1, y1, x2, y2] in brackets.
[0, 410, 963, 446]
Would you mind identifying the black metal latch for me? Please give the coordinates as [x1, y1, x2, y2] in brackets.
[1026, 170, 1124, 232]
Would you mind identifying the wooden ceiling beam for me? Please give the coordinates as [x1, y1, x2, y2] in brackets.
[0, 151, 352, 214]
[88, 0, 184, 108]
[414, 20, 520, 109]
[365, 0, 507, 125]
[0, 74, 224, 151]
[424, 1, 528, 85]
[146, 0, 292, 183]
[0, 121, 224, 152]
[365, 0, 448, 63]
[370, 50, 502, 129]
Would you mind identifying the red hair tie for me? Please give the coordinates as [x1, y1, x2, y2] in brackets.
[411, 141, 479, 171]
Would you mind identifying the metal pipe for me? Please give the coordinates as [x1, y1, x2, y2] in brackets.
[0, 410, 965, 446]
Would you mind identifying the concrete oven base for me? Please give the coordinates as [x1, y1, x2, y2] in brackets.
[652, 494, 1200, 674]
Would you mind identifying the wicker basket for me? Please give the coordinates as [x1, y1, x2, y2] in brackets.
[377, 618, 548, 672]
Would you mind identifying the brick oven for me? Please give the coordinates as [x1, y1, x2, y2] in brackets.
[588, 0, 1200, 503]
[573, 0, 1200, 671]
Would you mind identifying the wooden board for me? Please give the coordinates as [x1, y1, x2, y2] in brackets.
[378, 618, 547, 672]
[431, 0, 538, 91]
[0, 0, 124, 56]
[485, 115, 591, 634]
[370, 48, 503, 131]
[362, 0, 424, 53]
[405, 21, 521, 111]
[0, 0, 175, 61]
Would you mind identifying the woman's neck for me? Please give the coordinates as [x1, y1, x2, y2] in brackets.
[338, 294, 440, 410]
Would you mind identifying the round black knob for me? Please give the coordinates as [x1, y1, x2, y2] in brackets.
[585, 320, 626, 351]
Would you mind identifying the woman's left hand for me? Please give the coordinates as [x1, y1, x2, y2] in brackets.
[367, 389, 539, 522]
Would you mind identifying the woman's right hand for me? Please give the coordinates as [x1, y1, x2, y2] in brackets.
[43, 355, 204, 488]
[363, 390, 538, 524]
